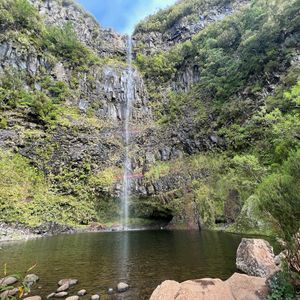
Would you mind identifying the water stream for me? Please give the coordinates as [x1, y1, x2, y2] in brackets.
[121, 35, 133, 230]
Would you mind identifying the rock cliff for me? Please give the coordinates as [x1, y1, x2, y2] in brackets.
[0, 0, 299, 232]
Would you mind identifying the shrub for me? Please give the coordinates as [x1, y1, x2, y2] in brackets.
[258, 150, 300, 272]
[44, 22, 100, 68]
[0, 0, 41, 32]
[267, 272, 297, 300]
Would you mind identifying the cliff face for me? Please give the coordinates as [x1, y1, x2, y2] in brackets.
[0, 0, 299, 232]
[29, 0, 126, 57]
[0, 0, 154, 227]
[133, 0, 249, 55]
[130, 0, 300, 231]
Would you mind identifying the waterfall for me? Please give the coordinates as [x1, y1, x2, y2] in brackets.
[121, 35, 133, 230]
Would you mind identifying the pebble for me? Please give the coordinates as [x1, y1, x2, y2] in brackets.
[24, 274, 39, 286]
[107, 288, 114, 294]
[117, 282, 129, 293]
[0, 288, 19, 298]
[57, 283, 70, 292]
[55, 292, 68, 298]
[0, 276, 18, 285]
[46, 292, 55, 299]
[23, 297, 42, 300]
[91, 295, 100, 300]
[77, 289, 87, 296]
[66, 296, 79, 300]
[58, 279, 78, 286]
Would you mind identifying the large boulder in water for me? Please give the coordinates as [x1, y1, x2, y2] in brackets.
[236, 238, 279, 277]
[150, 273, 269, 300]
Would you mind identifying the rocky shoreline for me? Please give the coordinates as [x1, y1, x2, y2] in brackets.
[0, 275, 129, 300]
[0, 222, 76, 243]
[150, 238, 284, 300]
[0, 221, 168, 243]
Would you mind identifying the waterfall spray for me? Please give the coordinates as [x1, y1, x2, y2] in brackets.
[121, 35, 133, 230]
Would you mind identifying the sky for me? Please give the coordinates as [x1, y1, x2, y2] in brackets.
[77, 0, 178, 34]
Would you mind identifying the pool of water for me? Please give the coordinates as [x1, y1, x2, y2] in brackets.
[0, 230, 245, 299]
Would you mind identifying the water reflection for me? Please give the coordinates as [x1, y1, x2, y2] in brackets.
[0, 230, 247, 300]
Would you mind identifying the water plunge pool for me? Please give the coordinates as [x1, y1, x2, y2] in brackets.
[1, 230, 245, 299]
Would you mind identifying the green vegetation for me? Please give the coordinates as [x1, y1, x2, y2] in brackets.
[0, 0, 41, 32]
[135, 0, 231, 33]
[135, 0, 300, 231]
[0, 70, 59, 125]
[0, 150, 96, 226]
[267, 271, 298, 300]
[0, 264, 38, 300]
[136, 0, 299, 106]
[44, 22, 100, 69]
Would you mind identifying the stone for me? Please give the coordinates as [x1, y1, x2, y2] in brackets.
[23, 297, 42, 300]
[0, 276, 18, 286]
[91, 295, 100, 300]
[57, 283, 70, 292]
[46, 293, 55, 299]
[227, 273, 269, 299]
[77, 289, 87, 296]
[107, 288, 114, 294]
[150, 279, 232, 300]
[0, 288, 19, 299]
[58, 279, 78, 286]
[66, 296, 79, 300]
[150, 273, 269, 300]
[274, 250, 287, 266]
[236, 238, 279, 277]
[55, 292, 68, 298]
[117, 282, 129, 293]
[24, 274, 39, 287]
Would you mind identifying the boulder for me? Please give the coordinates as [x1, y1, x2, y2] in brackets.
[150, 278, 232, 300]
[150, 273, 269, 300]
[227, 273, 269, 299]
[0, 276, 18, 286]
[24, 274, 39, 287]
[117, 282, 129, 293]
[91, 295, 100, 300]
[236, 238, 279, 277]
